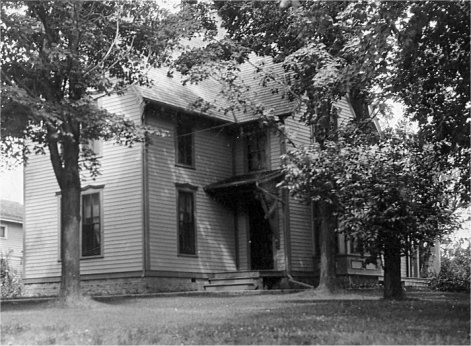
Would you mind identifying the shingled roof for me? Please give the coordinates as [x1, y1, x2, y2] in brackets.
[1, 200, 23, 224]
[135, 57, 298, 123]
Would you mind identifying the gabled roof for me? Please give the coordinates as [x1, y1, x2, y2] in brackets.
[1, 200, 23, 224]
[135, 57, 298, 123]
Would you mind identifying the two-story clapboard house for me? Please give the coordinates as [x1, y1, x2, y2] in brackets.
[23, 59, 439, 296]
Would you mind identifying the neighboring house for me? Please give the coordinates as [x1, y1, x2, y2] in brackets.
[0, 199, 24, 275]
[23, 59, 439, 296]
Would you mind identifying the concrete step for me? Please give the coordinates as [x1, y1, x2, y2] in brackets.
[212, 271, 261, 280]
[207, 278, 259, 286]
[204, 281, 258, 292]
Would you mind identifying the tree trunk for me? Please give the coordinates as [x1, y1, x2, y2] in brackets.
[59, 182, 82, 302]
[383, 235, 404, 299]
[48, 136, 82, 303]
[316, 200, 337, 292]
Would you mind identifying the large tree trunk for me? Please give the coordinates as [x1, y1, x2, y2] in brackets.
[59, 182, 81, 302]
[48, 133, 83, 303]
[316, 200, 337, 292]
[383, 235, 404, 299]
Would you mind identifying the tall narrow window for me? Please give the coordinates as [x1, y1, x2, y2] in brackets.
[176, 119, 193, 167]
[178, 190, 196, 255]
[82, 193, 101, 257]
[0, 225, 6, 239]
[247, 130, 267, 171]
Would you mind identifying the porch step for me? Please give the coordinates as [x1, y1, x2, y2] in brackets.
[204, 271, 263, 291]
[212, 271, 261, 280]
[204, 281, 259, 292]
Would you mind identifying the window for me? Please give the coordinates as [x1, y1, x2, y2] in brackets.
[247, 130, 267, 171]
[0, 225, 6, 239]
[82, 139, 103, 157]
[82, 192, 102, 257]
[57, 186, 104, 260]
[349, 237, 364, 254]
[176, 119, 193, 167]
[177, 189, 196, 255]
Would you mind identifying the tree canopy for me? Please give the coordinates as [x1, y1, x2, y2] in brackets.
[281, 130, 458, 297]
[188, 0, 469, 297]
[0, 0, 215, 302]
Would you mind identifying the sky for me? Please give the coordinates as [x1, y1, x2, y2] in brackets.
[0, 166, 23, 203]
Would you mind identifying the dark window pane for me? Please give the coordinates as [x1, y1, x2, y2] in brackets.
[177, 121, 193, 166]
[82, 193, 101, 257]
[178, 191, 195, 254]
[247, 131, 267, 171]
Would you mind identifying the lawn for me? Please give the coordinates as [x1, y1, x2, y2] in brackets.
[1, 289, 469, 345]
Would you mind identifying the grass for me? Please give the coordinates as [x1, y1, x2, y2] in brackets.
[1, 289, 469, 345]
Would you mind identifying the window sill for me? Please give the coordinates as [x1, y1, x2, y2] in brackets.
[81, 255, 104, 260]
[175, 163, 196, 170]
[178, 253, 198, 258]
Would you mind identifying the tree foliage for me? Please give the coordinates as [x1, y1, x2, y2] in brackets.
[204, 0, 468, 297]
[281, 130, 458, 297]
[392, 1, 470, 204]
[430, 239, 470, 293]
[214, 1, 469, 194]
[1, 0, 214, 302]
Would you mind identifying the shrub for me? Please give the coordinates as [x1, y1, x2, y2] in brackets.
[1, 251, 23, 298]
[430, 241, 470, 293]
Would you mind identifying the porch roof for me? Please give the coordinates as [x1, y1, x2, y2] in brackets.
[204, 170, 283, 199]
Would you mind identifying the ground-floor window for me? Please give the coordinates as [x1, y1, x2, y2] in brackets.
[82, 192, 102, 257]
[177, 188, 196, 255]
[57, 186, 104, 259]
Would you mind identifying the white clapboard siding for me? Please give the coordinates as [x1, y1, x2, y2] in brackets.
[24, 89, 145, 280]
[146, 115, 237, 273]
[236, 212, 249, 270]
[233, 135, 245, 176]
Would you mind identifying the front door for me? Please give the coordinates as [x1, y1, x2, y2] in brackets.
[248, 201, 274, 270]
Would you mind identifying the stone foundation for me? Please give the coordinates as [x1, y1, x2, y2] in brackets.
[23, 276, 206, 297]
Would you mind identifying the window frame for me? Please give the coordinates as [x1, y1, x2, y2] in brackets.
[82, 139, 103, 158]
[175, 116, 194, 168]
[81, 189, 103, 258]
[246, 128, 269, 172]
[56, 185, 105, 261]
[0, 224, 7, 239]
[176, 184, 198, 256]
[348, 237, 363, 255]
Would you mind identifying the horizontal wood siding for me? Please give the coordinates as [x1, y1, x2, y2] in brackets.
[146, 115, 236, 273]
[237, 211, 249, 270]
[233, 136, 245, 176]
[284, 117, 313, 272]
[24, 90, 144, 280]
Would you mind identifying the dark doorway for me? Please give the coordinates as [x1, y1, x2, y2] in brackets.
[248, 201, 274, 270]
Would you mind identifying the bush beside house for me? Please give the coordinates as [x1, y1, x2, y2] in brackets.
[430, 240, 470, 293]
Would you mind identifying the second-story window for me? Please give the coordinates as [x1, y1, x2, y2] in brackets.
[176, 118, 193, 167]
[247, 130, 267, 171]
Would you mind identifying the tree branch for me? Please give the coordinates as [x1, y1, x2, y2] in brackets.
[83, 7, 121, 77]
